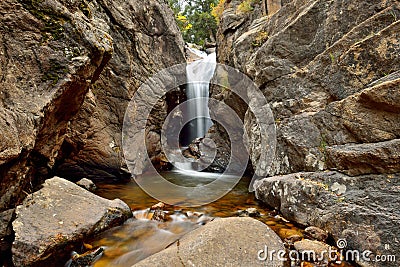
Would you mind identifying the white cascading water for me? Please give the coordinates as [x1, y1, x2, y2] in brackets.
[173, 51, 217, 172]
[185, 52, 216, 142]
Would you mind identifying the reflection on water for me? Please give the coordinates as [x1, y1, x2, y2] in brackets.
[88, 171, 352, 267]
[131, 169, 245, 207]
[95, 171, 267, 218]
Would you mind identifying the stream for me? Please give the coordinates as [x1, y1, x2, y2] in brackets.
[79, 170, 353, 267]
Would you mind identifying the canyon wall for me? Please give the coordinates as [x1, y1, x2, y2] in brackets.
[214, 0, 400, 265]
[0, 0, 185, 260]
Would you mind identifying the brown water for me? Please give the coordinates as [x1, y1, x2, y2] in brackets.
[84, 171, 353, 267]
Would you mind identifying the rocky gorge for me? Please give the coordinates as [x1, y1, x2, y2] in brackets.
[0, 0, 399, 266]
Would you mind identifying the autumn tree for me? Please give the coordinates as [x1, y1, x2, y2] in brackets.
[168, 0, 219, 46]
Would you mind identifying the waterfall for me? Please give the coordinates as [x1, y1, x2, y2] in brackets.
[184, 52, 216, 144]
[170, 52, 216, 172]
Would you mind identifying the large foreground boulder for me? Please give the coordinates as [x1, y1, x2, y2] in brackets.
[12, 177, 132, 266]
[134, 217, 285, 267]
[255, 171, 400, 267]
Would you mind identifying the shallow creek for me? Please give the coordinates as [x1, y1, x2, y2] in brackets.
[84, 171, 352, 267]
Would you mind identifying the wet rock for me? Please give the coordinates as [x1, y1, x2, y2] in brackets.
[66, 247, 104, 267]
[284, 235, 302, 247]
[246, 207, 261, 217]
[305, 226, 328, 242]
[134, 217, 286, 267]
[294, 239, 333, 262]
[237, 207, 261, 217]
[206, 47, 216, 54]
[188, 139, 202, 158]
[12, 177, 132, 266]
[274, 214, 290, 223]
[237, 210, 246, 217]
[151, 202, 165, 210]
[150, 202, 166, 222]
[195, 214, 214, 225]
[76, 178, 96, 192]
[185, 45, 205, 63]
[182, 138, 202, 159]
[255, 171, 400, 266]
[204, 41, 216, 49]
[182, 148, 197, 159]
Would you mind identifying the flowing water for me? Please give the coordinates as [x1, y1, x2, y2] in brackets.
[83, 172, 354, 267]
[181, 52, 216, 147]
[88, 173, 298, 267]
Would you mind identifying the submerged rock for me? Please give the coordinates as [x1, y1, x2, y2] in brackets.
[237, 207, 261, 217]
[134, 217, 285, 267]
[12, 177, 132, 266]
[284, 234, 302, 247]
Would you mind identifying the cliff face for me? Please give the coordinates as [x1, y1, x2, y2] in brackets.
[215, 0, 399, 264]
[0, 0, 184, 258]
[216, 0, 399, 176]
[1, 0, 112, 235]
[55, 0, 185, 181]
